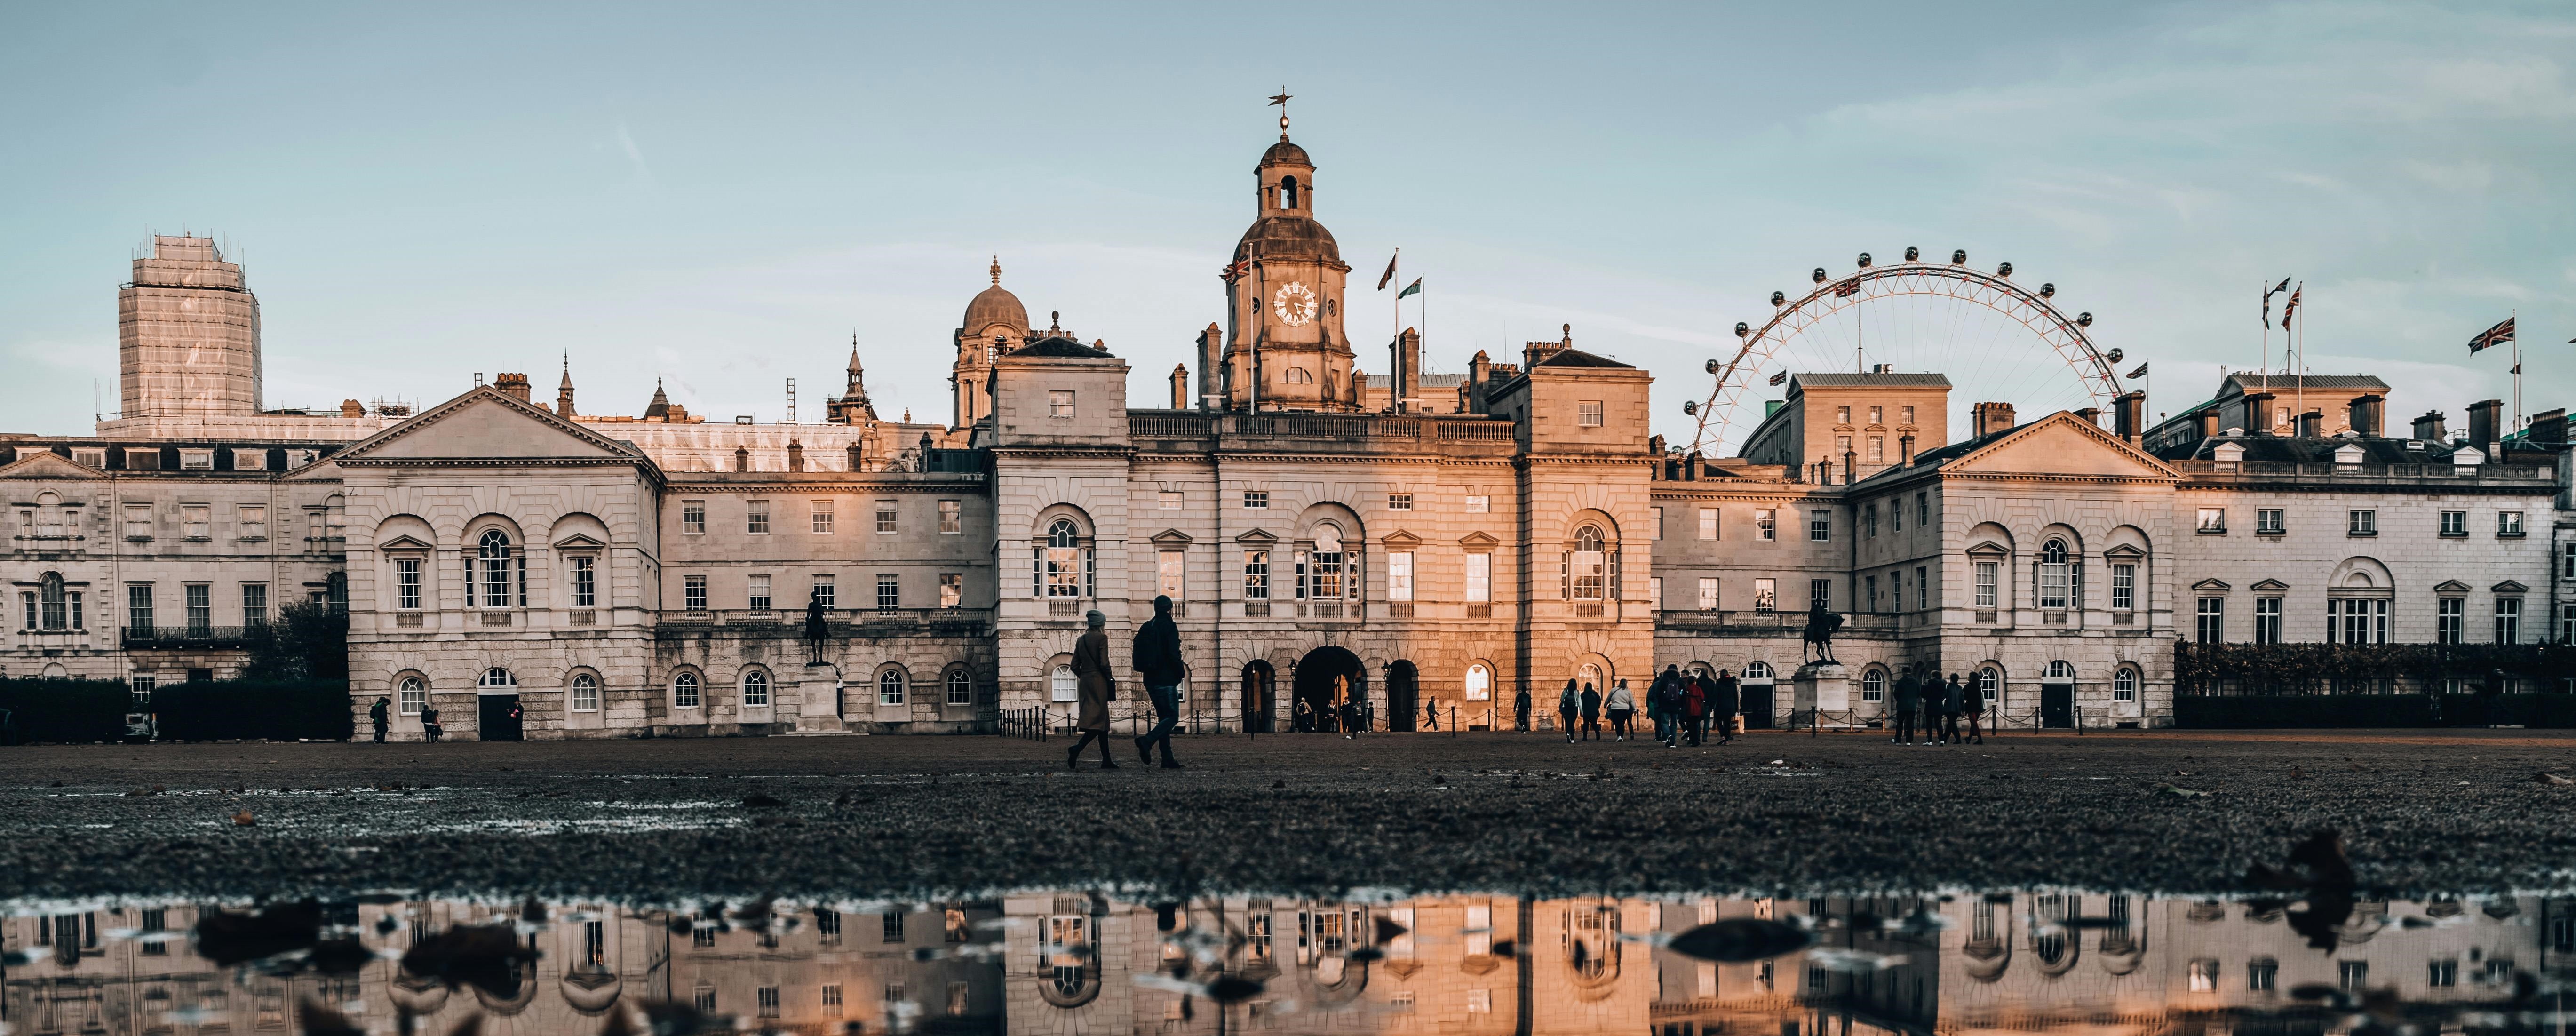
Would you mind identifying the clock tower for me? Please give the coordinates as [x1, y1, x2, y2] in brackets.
[1221, 115, 1355, 411]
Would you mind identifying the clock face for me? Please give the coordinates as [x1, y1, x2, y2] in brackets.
[1273, 282, 1319, 327]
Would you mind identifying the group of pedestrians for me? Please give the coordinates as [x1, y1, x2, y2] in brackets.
[1066, 595, 1188, 770]
[1890, 664, 1985, 745]
[1532, 667, 1740, 747]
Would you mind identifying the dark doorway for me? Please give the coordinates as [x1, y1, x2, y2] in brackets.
[1385, 661, 1420, 732]
[2041, 681, 2075, 728]
[479, 695, 524, 741]
[1740, 681, 1776, 730]
[1293, 646, 1366, 733]
[1240, 661, 1276, 733]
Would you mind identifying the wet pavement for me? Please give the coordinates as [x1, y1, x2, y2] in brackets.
[5, 729, 2576, 906]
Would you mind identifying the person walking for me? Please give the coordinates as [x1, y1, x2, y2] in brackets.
[1891, 666, 1920, 745]
[1940, 671, 1965, 745]
[1578, 682, 1603, 741]
[369, 696, 391, 744]
[1130, 595, 1185, 769]
[1423, 695, 1441, 731]
[1293, 697, 1314, 733]
[1557, 679, 1580, 743]
[1960, 671, 1986, 743]
[1514, 686, 1532, 733]
[1679, 674, 1707, 747]
[1605, 679, 1635, 741]
[1065, 609, 1121, 770]
[1919, 671, 1945, 746]
[1709, 669, 1740, 744]
[1649, 665, 1679, 746]
[420, 704, 443, 743]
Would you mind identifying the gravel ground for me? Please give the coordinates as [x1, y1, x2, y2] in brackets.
[3, 728, 2573, 905]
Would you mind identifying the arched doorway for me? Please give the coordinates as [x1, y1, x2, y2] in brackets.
[1739, 661, 1777, 729]
[1294, 646, 1367, 733]
[1240, 661, 1276, 733]
[1385, 661, 1419, 732]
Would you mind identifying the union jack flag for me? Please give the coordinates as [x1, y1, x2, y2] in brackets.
[2467, 316, 2515, 354]
[1832, 278, 1860, 298]
[1220, 257, 1251, 284]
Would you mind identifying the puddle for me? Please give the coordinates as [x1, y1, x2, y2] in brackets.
[7, 892, 2566, 1035]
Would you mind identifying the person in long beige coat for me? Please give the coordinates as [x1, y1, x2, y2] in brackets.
[1065, 609, 1120, 770]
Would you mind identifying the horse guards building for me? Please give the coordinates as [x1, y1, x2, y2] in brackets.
[5, 125, 2571, 741]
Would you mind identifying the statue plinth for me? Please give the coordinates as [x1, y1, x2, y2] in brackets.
[1793, 663, 1854, 727]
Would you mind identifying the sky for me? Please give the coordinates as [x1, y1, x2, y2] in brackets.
[2, 1, 2571, 451]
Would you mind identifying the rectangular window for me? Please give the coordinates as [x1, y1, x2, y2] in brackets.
[2189, 959, 2219, 993]
[821, 985, 843, 1015]
[1891, 497, 1903, 531]
[2111, 563, 2135, 610]
[1975, 561, 1999, 608]
[875, 501, 898, 534]
[1868, 437, 1884, 463]
[1755, 509, 1777, 541]
[1697, 507, 1718, 540]
[1577, 400, 1604, 426]
[1698, 577, 1720, 611]
[2248, 960, 2277, 992]
[1753, 577, 1777, 613]
[1048, 390, 1075, 418]
[184, 584, 210, 634]
[1387, 552, 1413, 602]
[682, 501, 705, 535]
[1388, 493, 1413, 511]
[684, 575, 707, 612]
[1836, 435, 1852, 456]
[241, 583, 268, 627]
[1809, 510, 1830, 542]
[1464, 552, 1489, 603]
[2499, 510, 2525, 536]
[1570, 544, 1605, 601]
[2196, 597, 2225, 643]
[938, 499, 962, 534]
[2438, 597, 2465, 644]
[746, 500, 770, 534]
[1863, 505, 1877, 538]
[2257, 508, 2284, 534]
[571, 557, 596, 607]
[2348, 509, 2376, 535]
[1836, 405, 1851, 424]
[126, 583, 153, 630]
[1159, 549, 1185, 600]
[1868, 405, 1883, 424]
[396, 559, 422, 610]
[2255, 597, 2282, 644]
[238, 505, 267, 541]
[1866, 574, 1879, 612]
[2429, 959, 2458, 988]
[811, 499, 835, 534]
[1901, 405, 1916, 424]
[883, 913, 906, 943]
[747, 574, 772, 611]
[179, 449, 213, 470]
[1242, 490, 1269, 509]
[877, 575, 900, 612]
[2496, 597, 2522, 642]
[1464, 494, 1488, 513]
[1158, 490, 1183, 510]
[1243, 550, 1271, 599]
[2442, 509, 2468, 536]
[1653, 506, 1664, 539]
[1810, 579, 1831, 611]
[805, 573, 834, 609]
[2338, 961, 2369, 991]
[1916, 492, 1929, 527]
[181, 504, 210, 540]
[2196, 507, 2226, 533]
[757, 987, 780, 1019]
[1917, 566, 1929, 609]
[939, 573, 961, 609]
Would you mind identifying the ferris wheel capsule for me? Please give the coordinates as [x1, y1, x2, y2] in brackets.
[1998, 262, 2014, 278]
[1704, 358, 1721, 374]
[2077, 312, 2094, 327]
[1857, 252, 1872, 268]
[2106, 348, 2124, 364]
[1734, 321, 1749, 337]
[2040, 283, 2056, 298]
[1771, 290, 1786, 306]
[1904, 246, 1920, 262]
[1682, 400, 1698, 415]
[1812, 267, 1828, 284]
[1951, 249, 1967, 264]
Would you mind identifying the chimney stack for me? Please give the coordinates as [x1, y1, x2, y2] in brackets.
[2347, 394, 2384, 438]
[1972, 402, 2017, 438]
[1169, 364, 1189, 410]
[493, 373, 531, 403]
[1197, 323, 1223, 411]
[2467, 399, 2504, 454]
[2412, 410, 2447, 441]
[2074, 406, 2102, 428]
[1899, 432, 1916, 466]
[2296, 410, 2322, 438]
[1392, 328, 1422, 413]
[2530, 407, 2568, 448]
[1466, 350, 1492, 414]
[2114, 391, 2146, 444]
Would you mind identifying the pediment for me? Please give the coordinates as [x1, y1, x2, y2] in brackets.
[1381, 529, 1422, 548]
[1233, 527, 1277, 544]
[336, 388, 649, 465]
[1945, 412, 2179, 480]
[552, 533, 608, 550]
[2493, 580, 2528, 594]
[1965, 540, 2010, 557]
[2192, 578, 2231, 591]
[377, 534, 435, 552]
[1149, 528, 1193, 545]
[2433, 580, 2471, 594]
[2102, 543, 2146, 558]
[2250, 578, 2289, 592]
[0, 451, 106, 480]
[1458, 531, 1499, 548]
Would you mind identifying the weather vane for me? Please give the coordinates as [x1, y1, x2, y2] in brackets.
[1269, 88, 1291, 139]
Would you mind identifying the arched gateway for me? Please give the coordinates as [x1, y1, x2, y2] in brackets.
[1293, 646, 1368, 733]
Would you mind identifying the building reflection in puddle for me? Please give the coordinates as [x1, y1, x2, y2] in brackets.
[4, 893, 2571, 1035]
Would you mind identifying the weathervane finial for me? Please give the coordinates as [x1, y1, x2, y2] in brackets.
[989, 255, 1001, 287]
[1269, 88, 1292, 139]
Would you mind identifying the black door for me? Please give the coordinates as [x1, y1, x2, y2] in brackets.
[1386, 663, 1419, 732]
[1740, 684, 1775, 729]
[479, 695, 524, 741]
[2041, 682, 2074, 728]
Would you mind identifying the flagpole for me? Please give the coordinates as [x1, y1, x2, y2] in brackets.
[2512, 308, 2522, 431]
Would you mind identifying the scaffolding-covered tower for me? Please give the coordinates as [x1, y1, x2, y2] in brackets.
[119, 235, 262, 420]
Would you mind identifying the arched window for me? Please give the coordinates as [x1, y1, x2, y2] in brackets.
[878, 668, 906, 706]
[1280, 175, 1300, 209]
[2039, 538, 2071, 609]
[1039, 518, 1088, 598]
[398, 676, 426, 716]
[742, 669, 770, 708]
[1299, 522, 1354, 602]
[946, 668, 973, 707]
[1050, 663, 1077, 702]
[1861, 669, 1886, 702]
[1570, 524, 1606, 601]
[1283, 367, 1314, 384]
[31, 571, 78, 630]
[2044, 660, 2075, 683]
[477, 530, 517, 608]
[571, 672, 600, 712]
[673, 671, 701, 709]
[1578, 662, 1603, 693]
[480, 668, 515, 689]
[1464, 663, 1491, 701]
[1743, 661, 1775, 682]
[2113, 667, 2139, 703]
[1977, 666, 2001, 698]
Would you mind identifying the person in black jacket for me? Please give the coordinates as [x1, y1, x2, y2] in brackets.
[1956, 672, 1984, 743]
[1891, 667, 1920, 745]
[1130, 595, 1186, 768]
[1708, 669, 1740, 744]
[1939, 672, 1965, 745]
[369, 696, 391, 744]
[1513, 686, 1531, 733]
[1578, 682, 1603, 741]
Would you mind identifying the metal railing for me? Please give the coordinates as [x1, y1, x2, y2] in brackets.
[1127, 412, 1517, 445]
[2170, 459, 2556, 484]
[122, 625, 257, 649]
[997, 706, 1053, 741]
